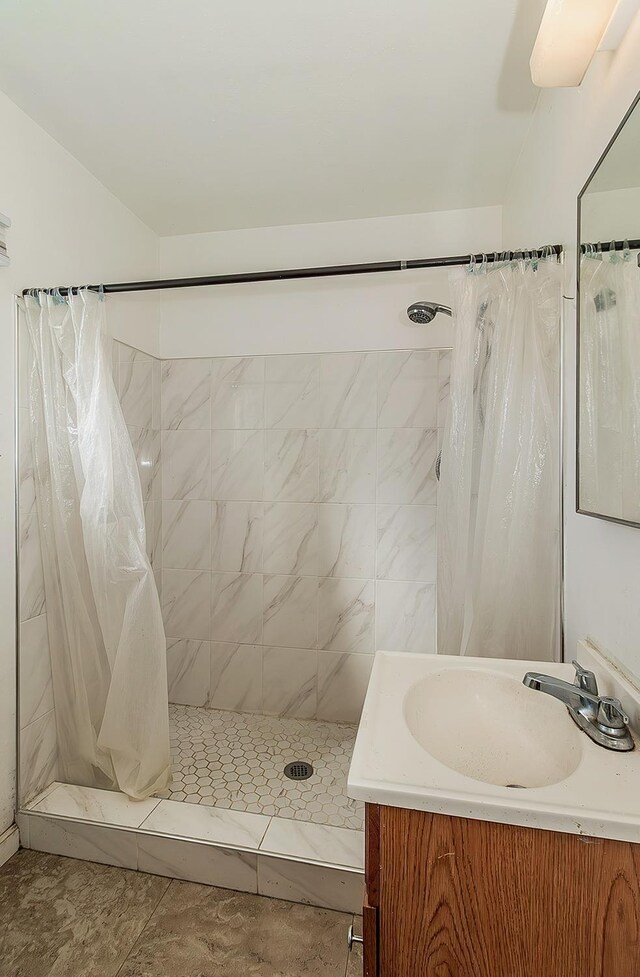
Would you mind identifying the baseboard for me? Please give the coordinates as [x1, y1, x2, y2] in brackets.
[0, 825, 19, 868]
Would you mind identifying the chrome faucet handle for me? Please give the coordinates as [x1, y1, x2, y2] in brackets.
[523, 666, 634, 751]
[597, 696, 629, 732]
[572, 660, 599, 695]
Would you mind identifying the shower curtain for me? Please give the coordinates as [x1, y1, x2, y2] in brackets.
[438, 255, 562, 661]
[21, 289, 170, 799]
[579, 254, 640, 523]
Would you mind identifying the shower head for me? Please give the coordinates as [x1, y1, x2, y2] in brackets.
[407, 301, 452, 324]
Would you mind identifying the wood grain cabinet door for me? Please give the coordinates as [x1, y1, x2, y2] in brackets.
[377, 806, 640, 977]
[364, 804, 380, 977]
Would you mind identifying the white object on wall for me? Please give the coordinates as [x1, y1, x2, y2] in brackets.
[530, 0, 620, 88]
[0, 212, 10, 267]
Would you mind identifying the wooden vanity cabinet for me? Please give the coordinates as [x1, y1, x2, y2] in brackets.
[362, 803, 640, 977]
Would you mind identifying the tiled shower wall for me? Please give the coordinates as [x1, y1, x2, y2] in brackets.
[17, 328, 58, 803]
[110, 342, 163, 593]
[18, 338, 450, 776]
[155, 349, 450, 723]
[16, 335, 163, 804]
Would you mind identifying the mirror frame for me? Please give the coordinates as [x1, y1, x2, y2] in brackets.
[576, 88, 640, 529]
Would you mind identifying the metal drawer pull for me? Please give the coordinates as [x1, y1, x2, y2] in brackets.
[347, 924, 364, 951]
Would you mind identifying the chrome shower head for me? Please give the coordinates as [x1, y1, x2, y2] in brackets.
[407, 301, 452, 324]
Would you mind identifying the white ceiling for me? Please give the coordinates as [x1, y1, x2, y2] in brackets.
[0, 0, 546, 235]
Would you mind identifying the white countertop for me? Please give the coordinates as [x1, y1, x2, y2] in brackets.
[347, 648, 640, 843]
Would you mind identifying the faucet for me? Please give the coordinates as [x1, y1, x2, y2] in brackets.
[523, 661, 634, 752]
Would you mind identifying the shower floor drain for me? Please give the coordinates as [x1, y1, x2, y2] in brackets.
[284, 761, 314, 781]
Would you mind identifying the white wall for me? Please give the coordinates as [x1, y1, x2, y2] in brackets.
[503, 17, 640, 680]
[581, 186, 640, 242]
[0, 89, 159, 834]
[158, 207, 503, 358]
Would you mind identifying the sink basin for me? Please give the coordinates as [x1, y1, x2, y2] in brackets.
[348, 649, 640, 843]
[404, 668, 582, 788]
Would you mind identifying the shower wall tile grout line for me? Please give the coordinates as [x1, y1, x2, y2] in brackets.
[15, 333, 451, 806]
[114, 343, 451, 723]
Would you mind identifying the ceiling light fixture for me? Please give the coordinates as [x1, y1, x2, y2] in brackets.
[530, 0, 623, 88]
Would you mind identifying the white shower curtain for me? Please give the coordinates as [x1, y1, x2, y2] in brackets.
[22, 289, 170, 799]
[579, 254, 640, 523]
[438, 255, 562, 661]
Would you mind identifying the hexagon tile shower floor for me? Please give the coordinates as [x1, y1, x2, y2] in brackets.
[162, 705, 364, 831]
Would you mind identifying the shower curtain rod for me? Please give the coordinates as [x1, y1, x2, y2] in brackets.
[23, 245, 563, 296]
[580, 239, 640, 252]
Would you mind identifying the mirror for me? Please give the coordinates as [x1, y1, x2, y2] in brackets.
[577, 92, 640, 527]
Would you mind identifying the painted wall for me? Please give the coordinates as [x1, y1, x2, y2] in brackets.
[580, 186, 640, 242]
[502, 18, 640, 682]
[158, 207, 503, 359]
[0, 88, 160, 833]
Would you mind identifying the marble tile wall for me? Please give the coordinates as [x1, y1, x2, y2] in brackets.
[159, 348, 451, 723]
[111, 341, 163, 592]
[16, 335, 162, 805]
[18, 339, 450, 759]
[17, 325, 58, 804]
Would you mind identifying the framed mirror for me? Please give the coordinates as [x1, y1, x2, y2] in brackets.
[577, 91, 640, 527]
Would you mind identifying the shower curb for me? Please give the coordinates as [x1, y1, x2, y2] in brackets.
[17, 807, 364, 914]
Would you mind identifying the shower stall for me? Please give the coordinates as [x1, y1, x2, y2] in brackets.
[15, 245, 561, 911]
[15, 259, 453, 911]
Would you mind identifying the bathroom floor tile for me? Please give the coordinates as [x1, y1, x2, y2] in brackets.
[140, 799, 270, 849]
[346, 938, 364, 976]
[0, 849, 169, 977]
[29, 782, 161, 827]
[257, 855, 363, 914]
[116, 879, 352, 977]
[0, 851, 359, 977]
[260, 817, 364, 869]
[165, 705, 363, 830]
[137, 834, 258, 893]
[25, 815, 139, 870]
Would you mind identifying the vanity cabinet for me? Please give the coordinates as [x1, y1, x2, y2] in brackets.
[363, 803, 640, 977]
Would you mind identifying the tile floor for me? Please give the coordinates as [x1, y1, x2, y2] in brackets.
[0, 849, 363, 977]
[165, 705, 364, 830]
